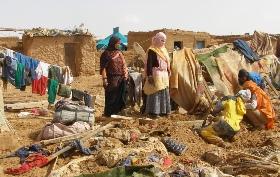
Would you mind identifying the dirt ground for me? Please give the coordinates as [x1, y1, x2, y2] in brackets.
[0, 75, 279, 177]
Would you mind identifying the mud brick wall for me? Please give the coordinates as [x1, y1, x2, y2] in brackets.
[0, 37, 22, 52]
[128, 29, 211, 52]
[22, 35, 96, 76]
[211, 35, 252, 45]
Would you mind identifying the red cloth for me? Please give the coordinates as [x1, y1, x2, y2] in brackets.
[32, 76, 48, 96]
[5, 153, 49, 175]
[163, 156, 172, 168]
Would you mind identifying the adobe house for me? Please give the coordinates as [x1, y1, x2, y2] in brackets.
[22, 32, 96, 76]
[127, 29, 211, 52]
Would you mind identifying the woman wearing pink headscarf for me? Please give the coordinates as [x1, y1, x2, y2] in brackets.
[143, 32, 171, 117]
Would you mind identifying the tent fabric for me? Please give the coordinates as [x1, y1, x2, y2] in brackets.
[196, 45, 277, 96]
[170, 48, 209, 114]
[251, 31, 274, 56]
[196, 46, 231, 95]
[97, 32, 127, 50]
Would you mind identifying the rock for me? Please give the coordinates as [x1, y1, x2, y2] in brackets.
[103, 128, 141, 143]
[203, 150, 225, 165]
[98, 148, 129, 167]
[98, 137, 124, 149]
[97, 138, 168, 167]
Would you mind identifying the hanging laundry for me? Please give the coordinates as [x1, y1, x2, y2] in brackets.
[63, 66, 73, 85]
[3, 56, 17, 86]
[15, 62, 25, 89]
[233, 39, 259, 63]
[48, 79, 59, 104]
[32, 62, 50, 95]
[49, 65, 63, 83]
[4, 49, 15, 58]
[35, 61, 49, 79]
[32, 76, 48, 95]
[14, 52, 39, 80]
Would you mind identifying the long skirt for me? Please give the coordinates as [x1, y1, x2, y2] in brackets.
[104, 76, 127, 117]
[145, 88, 171, 115]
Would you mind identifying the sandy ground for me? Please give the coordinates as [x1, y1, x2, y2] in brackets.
[0, 75, 279, 177]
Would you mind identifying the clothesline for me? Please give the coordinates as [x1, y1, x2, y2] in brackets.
[0, 47, 74, 105]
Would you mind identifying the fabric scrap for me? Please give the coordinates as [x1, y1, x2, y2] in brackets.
[5, 153, 48, 175]
[70, 140, 92, 155]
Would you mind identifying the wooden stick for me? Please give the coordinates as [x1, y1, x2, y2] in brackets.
[45, 123, 115, 163]
[263, 75, 279, 97]
[201, 79, 213, 127]
[45, 156, 58, 177]
[111, 114, 152, 121]
[229, 149, 280, 166]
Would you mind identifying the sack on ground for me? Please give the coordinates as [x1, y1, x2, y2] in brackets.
[37, 121, 91, 140]
[57, 84, 71, 98]
[53, 101, 95, 125]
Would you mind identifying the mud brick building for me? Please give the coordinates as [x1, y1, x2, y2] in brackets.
[127, 29, 212, 52]
[22, 34, 96, 76]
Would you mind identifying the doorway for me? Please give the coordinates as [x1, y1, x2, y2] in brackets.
[174, 41, 183, 50]
[64, 43, 78, 76]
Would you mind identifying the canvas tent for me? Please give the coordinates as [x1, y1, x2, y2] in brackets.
[96, 27, 127, 50]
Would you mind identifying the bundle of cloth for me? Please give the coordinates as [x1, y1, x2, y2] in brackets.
[37, 99, 94, 141]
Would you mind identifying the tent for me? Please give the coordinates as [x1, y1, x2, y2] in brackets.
[96, 27, 127, 50]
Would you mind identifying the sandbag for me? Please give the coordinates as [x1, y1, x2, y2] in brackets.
[37, 121, 91, 140]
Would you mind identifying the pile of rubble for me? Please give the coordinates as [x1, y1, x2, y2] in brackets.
[24, 24, 91, 37]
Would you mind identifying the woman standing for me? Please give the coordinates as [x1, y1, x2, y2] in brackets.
[143, 32, 171, 117]
[100, 36, 128, 117]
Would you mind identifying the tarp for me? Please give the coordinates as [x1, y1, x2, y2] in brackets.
[251, 31, 274, 56]
[96, 28, 127, 50]
[170, 48, 209, 114]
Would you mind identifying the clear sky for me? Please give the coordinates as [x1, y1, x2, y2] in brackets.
[1, 0, 280, 38]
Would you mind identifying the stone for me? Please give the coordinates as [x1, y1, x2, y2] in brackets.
[203, 150, 224, 165]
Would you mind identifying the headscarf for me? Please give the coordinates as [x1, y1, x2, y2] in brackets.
[106, 36, 121, 51]
[152, 32, 166, 48]
[236, 89, 251, 101]
[100, 36, 121, 74]
[149, 32, 170, 62]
